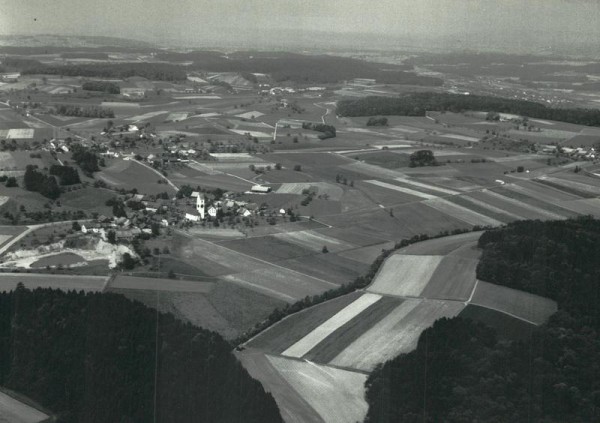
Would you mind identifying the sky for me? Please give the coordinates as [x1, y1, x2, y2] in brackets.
[1, 0, 599, 52]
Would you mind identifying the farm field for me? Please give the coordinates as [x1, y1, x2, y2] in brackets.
[330, 299, 465, 371]
[0, 390, 49, 423]
[265, 355, 369, 423]
[282, 293, 383, 358]
[460, 304, 536, 341]
[368, 254, 444, 297]
[470, 281, 558, 325]
[109, 275, 215, 293]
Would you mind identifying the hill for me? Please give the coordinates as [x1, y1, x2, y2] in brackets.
[0, 286, 283, 423]
[364, 217, 600, 423]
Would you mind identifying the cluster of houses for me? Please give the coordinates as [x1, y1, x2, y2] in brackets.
[542, 145, 597, 160]
[183, 191, 256, 222]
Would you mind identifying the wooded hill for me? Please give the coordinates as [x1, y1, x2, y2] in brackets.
[364, 217, 600, 423]
[0, 287, 283, 423]
[337, 93, 600, 126]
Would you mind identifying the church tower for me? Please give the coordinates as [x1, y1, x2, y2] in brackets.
[196, 194, 205, 219]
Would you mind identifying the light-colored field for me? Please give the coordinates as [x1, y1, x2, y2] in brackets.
[173, 95, 221, 99]
[439, 133, 480, 142]
[457, 195, 526, 221]
[210, 152, 256, 161]
[365, 179, 435, 200]
[0, 152, 17, 168]
[0, 391, 49, 423]
[341, 161, 406, 179]
[101, 102, 140, 108]
[282, 293, 382, 358]
[538, 175, 600, 196]
[165, 112, 188, 121]
[236, 350, 326, 423]
[273, 230, 355, 253]
[0, 234, 11, 246]
[394, 177, 461, 195]
[0, 273, 107, 293]
[6, 129, 34, 139]
[331, 299, 464, 371]
[181, 237, 264, 273]
[230, 129, 272, 138]
[267, 355, 369, 423]
[423, 198, 503, 227]
[125, 111, 168, 121]
[236, 111, 265, 119]
[368, 254, 444, 297]
[110, 275, 215, 293]
[275, 183, 312, 195]
[471, 281, 558, 325]
[223, 266, 337, 303]
[187, 161, 222, 175]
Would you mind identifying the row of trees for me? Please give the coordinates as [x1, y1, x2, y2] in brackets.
[81, 81, 120, 94]
[337, 92, 600, 126]
[364, 217, 600, 422]
[301, 122, 336, 139]
[51, 104, 115, 118]
[0, 287, 283, 423]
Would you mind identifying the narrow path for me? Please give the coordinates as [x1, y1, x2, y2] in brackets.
[131, 159, 179, 191]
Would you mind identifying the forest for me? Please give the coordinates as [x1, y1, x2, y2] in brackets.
[364, 217, 600, 423]
[301, 122, 336, 139]
[23, 165, 61, 199]
[0, 287, 283, 423]
[337, 93, 600, 126]
[157, 51, 443, 85]
[20, 62, 188, 81]
[49, 165, 81, 185]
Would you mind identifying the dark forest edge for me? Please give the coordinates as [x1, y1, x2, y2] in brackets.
[0, 288, 283, 423]
[337, 93, 600, 127]
[364, 217, 600, 423]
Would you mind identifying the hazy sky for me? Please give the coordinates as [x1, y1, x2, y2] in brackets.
[1, 0, 599, 51]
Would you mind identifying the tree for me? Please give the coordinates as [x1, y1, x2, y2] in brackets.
[293, 165, 302, 171]
[120, 253, 135, 270]
[322, 245, 329, 253]
[5, 177, 17, 187]
[107, 230, 116, 244]
[72, 221, 81, 231]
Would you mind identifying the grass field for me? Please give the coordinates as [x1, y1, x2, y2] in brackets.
[330, 299, 465, 371]
[266, 355, 369, 423]
[235, 350, 326, 423]
[273, 230, 355, 253]
[109, 275, 215, 293]
[223, 265, 338, 303]
[470, 281, 558, 325]
[304, 296, 402, 364]
[364, 179, 437, 200]
[423, 198, 503, 227]
[247, 292, 363, 353]
[278, 253, 369, 285]
[368, 254, 444, 297]
[219, 236, 315, 262]
[420, 256, 479, 301]
[282, 293, 382, 358]
[0, 390, 49, 423]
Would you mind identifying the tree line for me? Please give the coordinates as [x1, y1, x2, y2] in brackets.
[364, 217, 600, 423]
[337, 93, 600, 126]
[51, 104, 115, 118]
[301, 122, 337, 139]
[81, 81, 120, 94]
[0, 287, 283, 423]
[20, 62, 188, 81]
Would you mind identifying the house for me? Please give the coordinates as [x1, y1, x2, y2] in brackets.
[251, 184, 271, 193]
[190, 191, 200, 198]
[185, 213, 200, 222]
[207, 206, 217, 217]
[161, 219, 169, 227]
